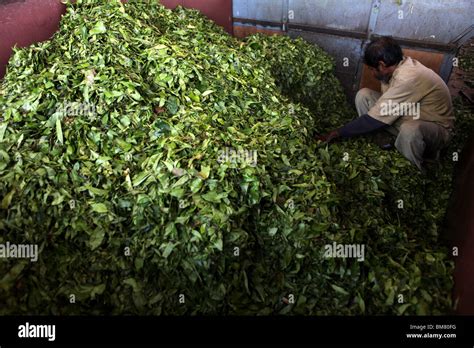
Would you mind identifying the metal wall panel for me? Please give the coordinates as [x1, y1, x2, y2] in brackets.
[289, 0, 373, 32]
[374, 0, 473, 44]
[233, 0, 284, 22]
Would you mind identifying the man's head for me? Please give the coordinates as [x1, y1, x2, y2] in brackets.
[364, 36, 403, 83]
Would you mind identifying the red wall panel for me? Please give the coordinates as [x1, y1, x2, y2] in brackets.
[182, 0, 233, 34]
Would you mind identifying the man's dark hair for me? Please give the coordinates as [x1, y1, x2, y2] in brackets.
[364, 36, 403, 68]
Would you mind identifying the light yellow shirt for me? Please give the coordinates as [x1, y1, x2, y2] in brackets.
[368, 56, 454, 130]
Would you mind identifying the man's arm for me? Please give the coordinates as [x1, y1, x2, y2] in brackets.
[318, 73, 421, 143]
[317, 114, 388, 142]
[338, 114, 388, 138]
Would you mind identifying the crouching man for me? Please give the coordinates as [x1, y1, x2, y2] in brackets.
[318, 36, 455, 172]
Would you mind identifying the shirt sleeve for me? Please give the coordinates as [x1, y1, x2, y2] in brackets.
[338, 114, 387, 138]
[368, 74, 422, 125]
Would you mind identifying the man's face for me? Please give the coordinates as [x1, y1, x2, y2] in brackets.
[369, 62, 392, 84]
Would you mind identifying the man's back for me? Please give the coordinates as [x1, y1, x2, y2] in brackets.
[376, 56, 454, 130]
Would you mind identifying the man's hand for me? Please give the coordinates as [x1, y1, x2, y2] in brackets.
[316, 130, 340, 143]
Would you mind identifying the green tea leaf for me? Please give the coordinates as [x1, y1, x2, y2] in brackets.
[0, 123, 8, 142]
[56, 118, 64, 144]
[90, 203, 108, 213]
[90, 21, 107, 35]
[89, 229, 105, 250]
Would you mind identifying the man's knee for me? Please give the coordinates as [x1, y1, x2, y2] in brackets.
[395, 121, 423, 149]
[355, 88, 376, 105]
[395, 121, 426, 170]
[355, 88, 380, 116]
[398, 121, 423, 140]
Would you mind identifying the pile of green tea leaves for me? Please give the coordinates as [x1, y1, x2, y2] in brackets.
[0, 0, 468, 315]
[243, 34, 351, 130]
